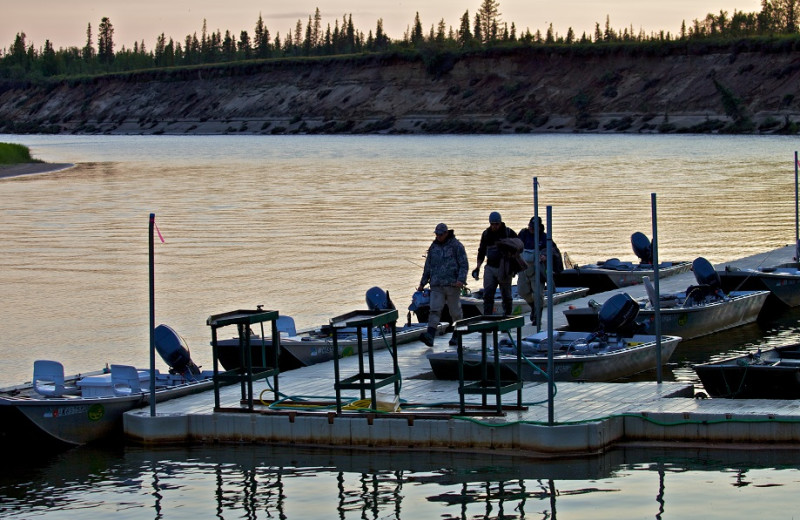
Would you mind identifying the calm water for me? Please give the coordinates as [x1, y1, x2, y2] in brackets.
[3, 443, 800, 520]
[1, 134, 798, 386]
[2, 134, 800, 518]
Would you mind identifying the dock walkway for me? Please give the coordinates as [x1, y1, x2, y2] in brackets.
[126, 245, 800, 455]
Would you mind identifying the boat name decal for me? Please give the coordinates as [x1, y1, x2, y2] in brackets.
[44, 405, 90, 418]
[43, 403, 105, 421]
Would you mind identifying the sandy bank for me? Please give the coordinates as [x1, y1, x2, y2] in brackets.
[0, 162, 74, 179]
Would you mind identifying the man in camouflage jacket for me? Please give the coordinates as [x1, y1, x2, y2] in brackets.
[417, 223, 469, 347]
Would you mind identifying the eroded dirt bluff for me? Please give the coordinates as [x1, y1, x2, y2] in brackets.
[2, 48, 800, 134]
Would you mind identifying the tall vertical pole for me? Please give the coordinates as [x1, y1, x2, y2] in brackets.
[533, 177, 541, 332]
[546, 206, 555, 425]
[795, 151, 799, 263]
[651, 195, 662, 384]
[149, 213, 156, 416]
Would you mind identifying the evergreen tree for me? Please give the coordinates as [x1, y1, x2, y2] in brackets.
[458, 10, 472, 47]
[7, 32, 29, 72]
[239, 30, 252, 58]
[303, 16, 313, 55]
[436, 19, 447, 43]
[324, 24, 333, 54]
[82, 23, 94, 62]
[97, 17, 114, 64]
[346, 14, 356, 52]
[546, 23, 555, 43]
[473, 13, 483, 44]
[222, 30, 235, 61]
[313, 8, 322, 47]
[294, 19, 303, 50]
[478, 0, 501, 43]
[254, 14, 268, 58]
[155, 33, 166, 66]
[41, 39, 58, 75]
[412, 12, 424, 45]
[201, 19, 208, 57]
[374, 18, 389, 50]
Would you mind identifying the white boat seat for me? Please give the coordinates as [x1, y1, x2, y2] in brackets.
[276, 316, 297, 336]
[33, 360, 66, 397]
[772, 268, 799, 275]
[643, 276, 658, 307]
[110, 364, 143, 396]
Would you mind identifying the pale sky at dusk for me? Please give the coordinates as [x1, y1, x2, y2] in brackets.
[4, 1, 762, 51]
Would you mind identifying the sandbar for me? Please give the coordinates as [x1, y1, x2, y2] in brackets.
[0, 162, 74, 179]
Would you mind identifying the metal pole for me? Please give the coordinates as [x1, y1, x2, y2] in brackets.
[149, 213, 156, 416]
[546, 206, 555, 425]
[795, 151, 799, 263]
[651, 195, 662, 384]
[533, 177, 541, 332]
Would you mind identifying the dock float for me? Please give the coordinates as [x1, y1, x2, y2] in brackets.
[126, 245, 800, 455]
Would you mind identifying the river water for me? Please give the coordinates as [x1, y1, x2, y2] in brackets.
[1, 134, 800, 518]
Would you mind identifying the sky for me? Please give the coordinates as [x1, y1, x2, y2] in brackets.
[4, 1, 763, 51]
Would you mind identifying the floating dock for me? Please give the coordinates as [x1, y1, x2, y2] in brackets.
[126, 245, 800, 455]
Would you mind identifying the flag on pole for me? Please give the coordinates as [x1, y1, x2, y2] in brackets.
[153, 218, 165, 243]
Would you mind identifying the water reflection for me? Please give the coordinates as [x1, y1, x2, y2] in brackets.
[3, 444, 800, 519]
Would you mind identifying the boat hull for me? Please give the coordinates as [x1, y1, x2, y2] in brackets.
[694, 344, 800, 398]
[717, 265, 800, 310]
[0, 372, 214, 448]
[427, 334, 681, 382]
[564, 291, 769, 340]
[554, 261, 692, 294]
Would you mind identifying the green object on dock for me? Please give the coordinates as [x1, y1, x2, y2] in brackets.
[208, 308, 282, 411]
[455, 315, 525, 415]
[331, 309, 400, 414]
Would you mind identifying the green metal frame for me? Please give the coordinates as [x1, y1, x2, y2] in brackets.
[331, 309, 400, 414]
[208, 308, 281, 411]
[455, 314, 524, 414]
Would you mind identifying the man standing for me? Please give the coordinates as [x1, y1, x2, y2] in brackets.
[518, 216, 563, 327]
[418, 223, 469, 347]
[472, 211, 518, 316]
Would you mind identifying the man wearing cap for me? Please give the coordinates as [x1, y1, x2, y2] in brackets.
[472, 211, 518, 316]
[518, 216, 563, 327]
[417, 223, 468, 347]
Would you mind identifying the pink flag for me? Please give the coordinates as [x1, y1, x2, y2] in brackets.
[155, 221, 165, 243]
[150, 214, 166, 243]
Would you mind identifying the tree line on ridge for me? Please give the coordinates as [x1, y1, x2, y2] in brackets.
[3, 0, 800, 80]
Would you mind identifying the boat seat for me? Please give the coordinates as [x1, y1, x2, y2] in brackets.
[642, 276, 658, 307]
[110, 364, 143, 396]
[32, 360, 66, 397]
[276, 315, 297, 336]
[772, 267, 799, 275]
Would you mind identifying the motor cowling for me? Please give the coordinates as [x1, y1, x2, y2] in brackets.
[366, 286, 395, 311]
[631, 232, 653, 264]
[692, 256, 721, 288]
[598, 293, 640, 333]
[154, 324, 201, 378]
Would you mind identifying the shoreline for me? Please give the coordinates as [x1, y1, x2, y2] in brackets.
[0, 162, 74, 179]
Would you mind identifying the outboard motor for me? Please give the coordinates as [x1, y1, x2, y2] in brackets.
[154, 324, 202, 379]
[692, 257, 721, 288]
[366, 286, 395, 311]
[684, 257, 725, 306]
[631, 232, 653, 264]
[597, 293, 640, 336]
